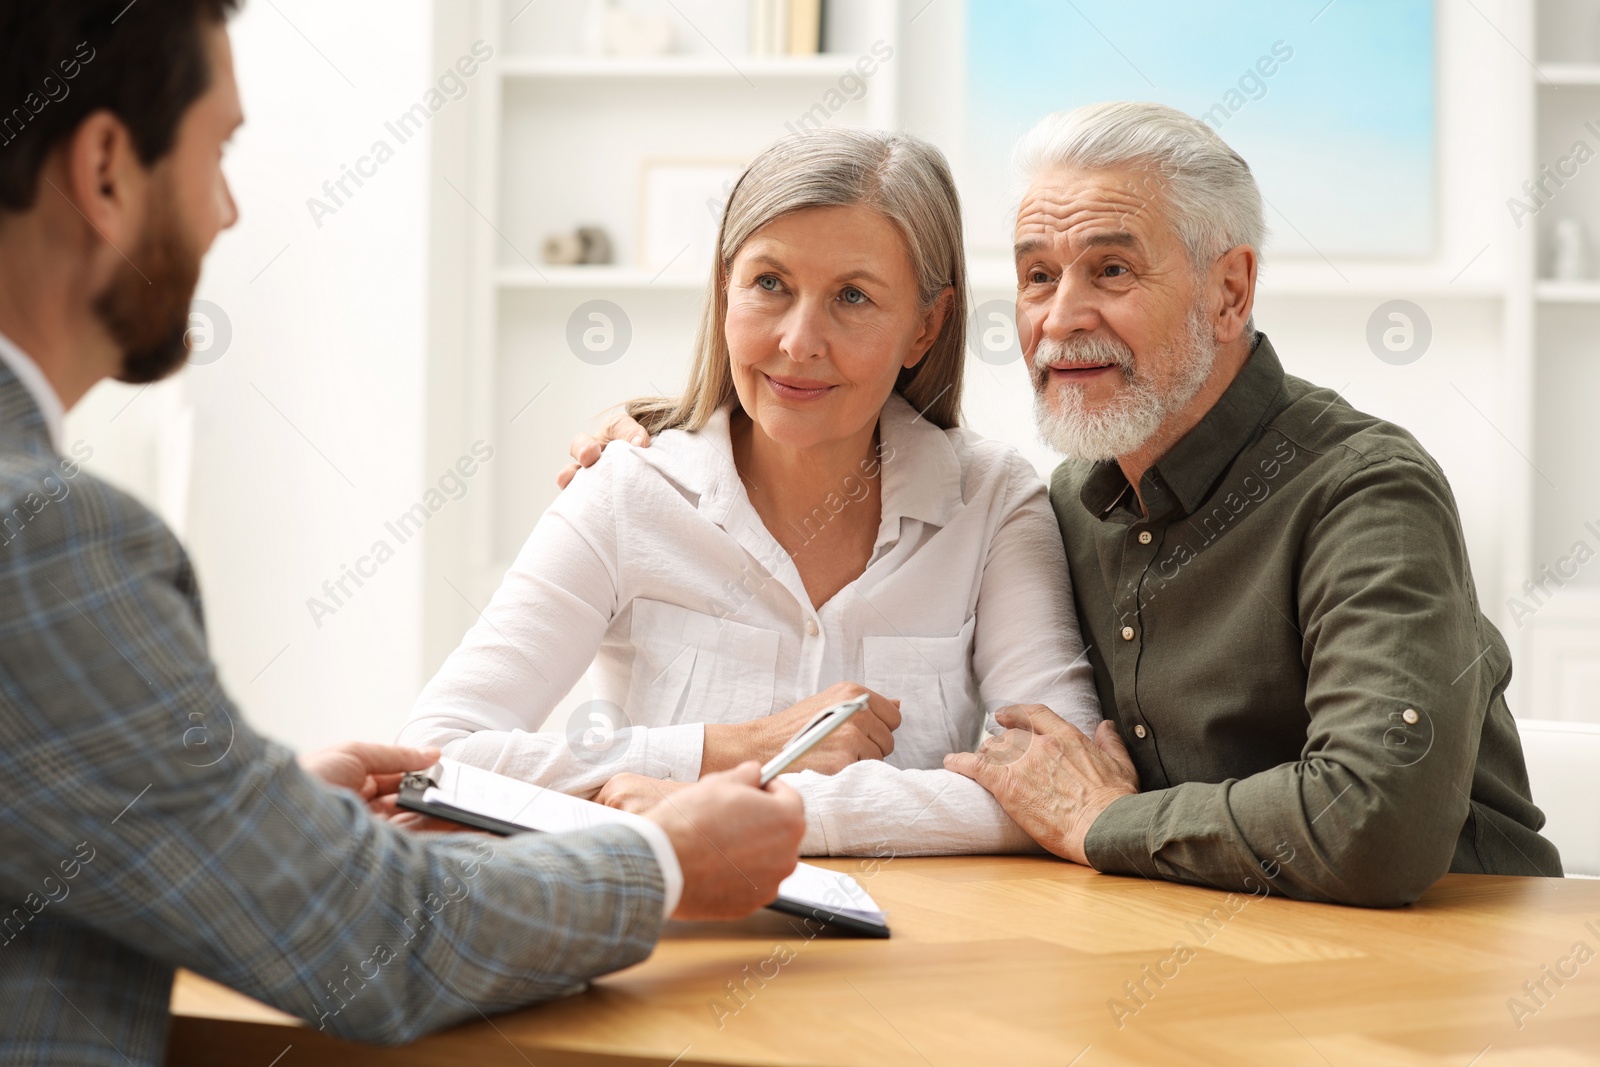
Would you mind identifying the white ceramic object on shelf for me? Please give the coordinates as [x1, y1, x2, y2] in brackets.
[604, 4, 675, 58]
[1552, 217, 1591, 280]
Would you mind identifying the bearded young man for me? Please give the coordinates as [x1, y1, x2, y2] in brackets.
[567, 103, 1561, 907]
[0, 4, 804, 1063]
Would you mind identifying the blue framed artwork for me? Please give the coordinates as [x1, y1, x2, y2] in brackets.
[965, 0, 1436, 258]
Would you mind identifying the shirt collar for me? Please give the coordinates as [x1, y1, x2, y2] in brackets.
[1079, 332, 1288, 523]
[875, 390, 961, 537]
[0, 330, 66, 454]
[657, 391, 963, 540]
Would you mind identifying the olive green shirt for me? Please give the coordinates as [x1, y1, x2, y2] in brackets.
[1057, 334, 1561, 906]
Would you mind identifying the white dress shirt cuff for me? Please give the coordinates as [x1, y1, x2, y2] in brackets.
[640, 722, 706, 782]
[778, 772, 830, 855]
[627, 819, 683, 918]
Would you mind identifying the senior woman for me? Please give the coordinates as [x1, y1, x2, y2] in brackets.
[400, 128, 1100, 855]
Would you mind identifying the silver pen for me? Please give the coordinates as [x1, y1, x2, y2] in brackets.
[759, 694, 871, 786]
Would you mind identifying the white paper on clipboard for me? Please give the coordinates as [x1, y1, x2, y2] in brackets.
[423, 758, 885, 925]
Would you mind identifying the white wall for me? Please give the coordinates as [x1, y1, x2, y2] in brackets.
[64, 0, 436, 754]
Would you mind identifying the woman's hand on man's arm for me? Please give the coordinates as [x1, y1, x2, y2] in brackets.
[557, 411, 652, 489]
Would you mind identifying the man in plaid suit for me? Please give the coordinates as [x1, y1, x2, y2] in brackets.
[0, 4, 806, 1064]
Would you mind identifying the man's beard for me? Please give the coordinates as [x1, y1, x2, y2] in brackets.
[1031, 298, 1217, 461]
[92, 178, 202, 385]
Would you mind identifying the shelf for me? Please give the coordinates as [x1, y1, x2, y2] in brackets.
[1536, 279, 1600, 303]
[497, 266, 704, 290]
[965, 254, 1506, 298]
[499, 54, 860, 80]
[1255, 262, 1505, 298]
[1537, 63, 1600, 86]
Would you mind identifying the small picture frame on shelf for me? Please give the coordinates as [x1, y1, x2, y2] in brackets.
[638, 158, 749, 276]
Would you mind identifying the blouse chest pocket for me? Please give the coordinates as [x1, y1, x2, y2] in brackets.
[862, 616, 980, 770]
[624, 599, 781, 727]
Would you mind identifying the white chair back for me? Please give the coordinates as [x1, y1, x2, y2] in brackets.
[1517, 718, 1600, 878]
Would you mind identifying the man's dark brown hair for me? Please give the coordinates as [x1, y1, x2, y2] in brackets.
[0, 0, 241, 214]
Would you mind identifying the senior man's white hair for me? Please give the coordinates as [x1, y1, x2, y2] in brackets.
[1013, 101, 1267, 330]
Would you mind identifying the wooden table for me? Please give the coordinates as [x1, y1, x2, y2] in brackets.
[168, 857, 1600, 1066]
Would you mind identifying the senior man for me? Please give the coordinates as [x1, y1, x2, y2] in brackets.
[944, 101, 1560, 905]
[566, 102, 1560, 907]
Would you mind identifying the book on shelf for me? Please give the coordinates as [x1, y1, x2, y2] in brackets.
[789, 0, 822, 55]
[749, 0, 823, 57]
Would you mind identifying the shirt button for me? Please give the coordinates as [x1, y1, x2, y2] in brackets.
[1133, 724, 1148, 739]
[1121, 625, 1135, 641]
[1138, 531, 1153, 545]
[1402, 708, 1419, 725]
[805, 618, 819, 637]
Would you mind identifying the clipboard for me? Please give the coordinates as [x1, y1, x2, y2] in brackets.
[397, 765, 890, 939]
[398, 772, 533, 837]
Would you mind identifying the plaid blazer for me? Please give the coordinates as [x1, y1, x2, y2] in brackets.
[0, 361, 666, 1065]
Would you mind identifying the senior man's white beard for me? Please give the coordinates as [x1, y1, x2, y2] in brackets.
[1031, 300, 1218, 461]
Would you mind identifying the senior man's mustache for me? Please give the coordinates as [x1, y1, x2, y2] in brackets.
[1030, 334, 1137, 385]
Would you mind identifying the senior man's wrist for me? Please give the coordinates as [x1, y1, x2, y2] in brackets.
[1079, 790, 1164, 878]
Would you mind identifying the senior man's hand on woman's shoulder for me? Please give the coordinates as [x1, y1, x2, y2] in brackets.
[945, 706, 1140, 866]
[558, 410, 652, 488]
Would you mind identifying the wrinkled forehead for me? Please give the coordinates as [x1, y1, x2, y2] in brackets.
[1013, 165, 1174, 256]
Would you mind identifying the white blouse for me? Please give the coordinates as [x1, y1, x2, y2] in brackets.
[400, 392, 1102, 856]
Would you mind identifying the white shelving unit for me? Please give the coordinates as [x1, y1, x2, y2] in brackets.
[1508, 0, 1600, 723]
[495, 265, 705, 290]
[1535, 279, 1600, 302]
[1539, 61, 1600, 84]
[499, 54, 869, 78]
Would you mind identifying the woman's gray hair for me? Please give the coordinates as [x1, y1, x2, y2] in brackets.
[1012, 101, 1267, 271]
[626, 127, 967, 435]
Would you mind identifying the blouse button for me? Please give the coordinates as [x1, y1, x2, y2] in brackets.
[1120, 625, 1135, 641]
[805, 618, 819, 637]
[1138, 531, 1153, 545]
[1133, 724, 1148, 739]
